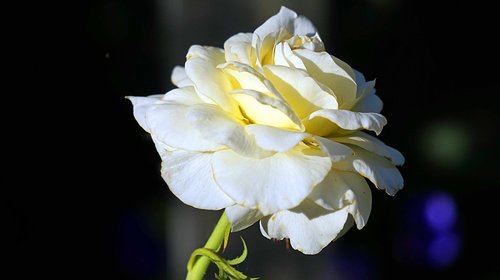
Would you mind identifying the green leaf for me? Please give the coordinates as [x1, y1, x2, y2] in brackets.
[226, 237, 248, 266]
[187, 237, 258, 280]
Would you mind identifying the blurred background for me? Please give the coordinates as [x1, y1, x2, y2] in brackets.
[10, 0, 499, 279]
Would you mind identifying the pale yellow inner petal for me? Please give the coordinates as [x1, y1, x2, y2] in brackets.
[232, 91, 302, 130]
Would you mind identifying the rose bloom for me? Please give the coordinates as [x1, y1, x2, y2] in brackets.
[129, 7, 404, 254]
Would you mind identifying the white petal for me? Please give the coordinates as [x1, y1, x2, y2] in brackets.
[280, 41, 307, 68]
[293, 49, 357, 108]
[185, 45, 239, 114]
[220, 61, 294, 109]
[264, 65, 338, 117]
[224, 33, 255, 66]
[225, 205, 263, 232]
[260, 199, 349, 254]
[273, 42, 291, 67]
[245, 124, 310, 152]
[293, 13, 317, 36]
[127, 95, 164, 132]
[252, 7, 316, 48]
[231, 89, 303, 130]
[285, 34, 325, 52]
[146, 103, 223, 151]
[331, 56, 356, 81]
[186, 104, 272, 158]
[308, 169, 372, 229]
[334, 131, 405, 165]
[302, 115, 338, 137]
[171, 66, 193, 87]
[353, 68, 366, 85]
[352, 77, 383, 113]
[353, 89, 383, 113]
[161, 87, 204, 105]
[333, 216, 355, 242]
[159, 150, 235, 210]
[212, 145, 332, 215]
[335, 147, 404, 195]
[308, 109, 387, 135]
[219, 61, 273, 95]
[314, 136, 354, 162]
[272, 41, 308, 68]
[252, 7, 316, 66]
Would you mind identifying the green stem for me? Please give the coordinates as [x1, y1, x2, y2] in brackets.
[186, 211, 231, 280]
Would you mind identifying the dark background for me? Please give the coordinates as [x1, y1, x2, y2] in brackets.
[10, 0, 499, 279]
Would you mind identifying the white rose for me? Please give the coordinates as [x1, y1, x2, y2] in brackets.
[128, 6, 404, 254]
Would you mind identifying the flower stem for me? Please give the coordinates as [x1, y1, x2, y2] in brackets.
[186, 211, 231, 280]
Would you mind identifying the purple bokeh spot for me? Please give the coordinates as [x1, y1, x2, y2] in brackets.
[424, 192, 457, 232]
[427, 232, 461, 268]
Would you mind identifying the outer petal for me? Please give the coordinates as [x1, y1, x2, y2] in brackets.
[264, 65, 339, 118]
[352, 87, 383, 113]
[185, 45, 239, 114]
[186, 104, 272, 158]
[331, 56, 356, 81]
[224, 33, 255, 66]
[351, 70, 383, 113]
[314, 136, 354, 162]
[171, 66, 193, 88]
[158, 150, 235, 210]
[245, 124, 310, 152]
[161, 87, 204, 105]
[127, 95, 163, 132]
[308, 169, 372, 229]
[212, 145, 332, 215]
[293, 49, 357, 108]
[333, 216, 355, 242]
[260, 199, 349, 254]
[225, 205, 263, 232]
[145, 103, 223, 151]
[308, 109, 387, 135]
[334, 147, 404, 195]
[334, 131, 405, 165]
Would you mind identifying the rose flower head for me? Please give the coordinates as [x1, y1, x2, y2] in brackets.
[128, 6, 404, 254]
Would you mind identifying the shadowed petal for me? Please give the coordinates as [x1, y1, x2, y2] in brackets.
[334, 131, 405, 165]
[314, 136, 354, 162]
[351, 70, 382, 113]
[226, 205, 263, 232]
[308, 169, 372, 229]
[260, 200, 349, 254]
[308, 109, 387, 135]
[334, 147, 404, 195]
